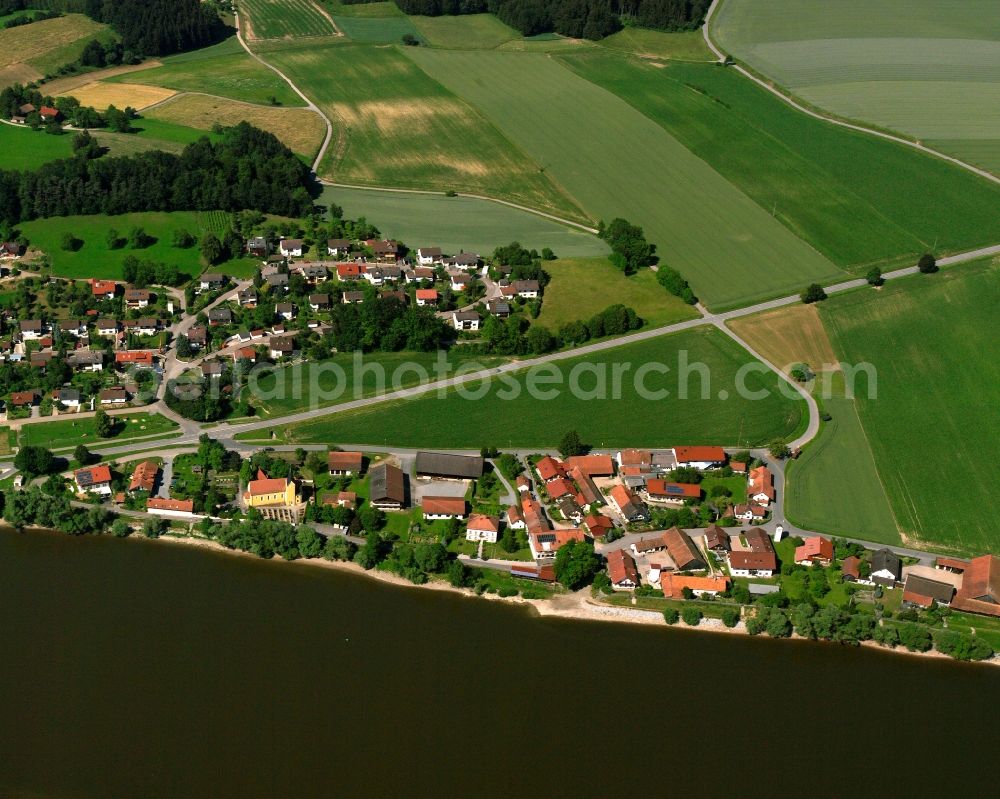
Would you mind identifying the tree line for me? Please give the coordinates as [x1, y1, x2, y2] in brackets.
[0, 122, 317, 227]
[373, 0, 709, 39]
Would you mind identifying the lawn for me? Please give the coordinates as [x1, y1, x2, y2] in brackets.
[242, 0, 338, 40]
[144, 94, 327, 159]
[18, 211, 251, 280]
[406, 47, 844, 310]
[106, 41, 305, 107]
[18, 412, 179, 451]
[264, 43, 587, 224]
[247, 350, 507, 417]
[319, 186, 608, 258]
[0, 124, 75, 171]
[409, 14, 519, 50]
[559, 52, 1000, 272]
[599, 28, 714, 61]
[536, 257, 698, 331]
[237, 326, 806, 448]
[819, 261, 1000, 553]
[785, 393, 900, 544]
[713, 0, 1000, 176]
[332, 14, 421, 43]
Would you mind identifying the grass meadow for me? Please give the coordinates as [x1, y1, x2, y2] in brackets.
[409, 14, 518, 49]
[560, 53, 1000, 272]
[405, 47, 844, 310]
[599, 28, 713, 61]
[819, 261, 1000, 554]
[264, 43, 587, 223]
[319, 186, 608, 258]
[107, 40, 305, 106]
[19, 211, 251, 279]
[536, 258, 698, 331]
[785, 392, 900, 544]
[241, 0, 338, 40]
[713, 0, 1000, 176]
[333, 14, 421, 43]
[0, 14, 110, 81]
[237, 326, 806, 448]
[0, 124, 76, 170]
[19, 412, 178, 451]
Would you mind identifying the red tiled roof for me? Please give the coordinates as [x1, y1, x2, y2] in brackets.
[336, 263, 362, 279]
[673, 446, 726, 464]
[467, 513, 499, 534]
[660, 573, 729, 598]
[129, 460, 159, 493]
[530, 527, 586, 554]
[76, 465, 112, 485]
[749, 465, 775, 501]
[147, 497, 195, 513]
[583, 513, 613, 537]
[795, 536, 834, 563]
[415, 288, 438, 300]
[609, 484, 635, 509]
[247, 469, 289, 496]
[647, 480, 700, 499]
[546, 477, 575, 500]
[842, 555, 861, 580]
[422, 496, 466, 516]
[535, 455, 564, 482]
[952, 555, 1000, 617]
[617, 449, 651, 467]
[563, 454, 614, 477]
[91, 279, 117, 295]
[606, 548, 640, 586]
[115, 351, 153, 365]
[327, 451, 363, 471]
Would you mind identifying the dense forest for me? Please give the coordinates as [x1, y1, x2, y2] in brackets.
[366, 0, 710, 39]
[0, 123, 317, 226]
[30, 0, 226, 56]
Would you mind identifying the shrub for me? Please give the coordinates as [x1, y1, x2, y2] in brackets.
[681, 606, 702, 626]
[663, 608, 679, 625]
[721, 607, 740, 628]
[800, 283, 827, 304]
[918, 252, 938, 274]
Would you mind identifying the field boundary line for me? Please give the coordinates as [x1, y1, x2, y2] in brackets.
[702, 0, 1000, 187]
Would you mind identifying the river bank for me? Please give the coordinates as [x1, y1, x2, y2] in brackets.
[150, 530, 994, 667]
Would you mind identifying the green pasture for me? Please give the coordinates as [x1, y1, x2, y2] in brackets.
[599, 28, 713, 61]
[405, 47, 844, 310]
[409, 14, 519, 50]
[819, 261, 1000, 554]
[536, 257, 697, 331]
[19, 412, 179, 451]
[0, 123, 75, 170]
[333, 14, 420, 43]
[265, 43, 586, 223]
[319, 185, 607, 258]
[242, 0, 338, 39]
[237, 326, 806, 448]
[560, 53, 1000, 272]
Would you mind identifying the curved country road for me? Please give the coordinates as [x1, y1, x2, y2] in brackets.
[701, 0, 1000, 187]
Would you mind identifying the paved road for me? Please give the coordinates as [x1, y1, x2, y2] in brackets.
[701, 0, 1000, 187]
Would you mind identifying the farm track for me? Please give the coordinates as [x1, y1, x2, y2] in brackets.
[702, 0, 1000, 187]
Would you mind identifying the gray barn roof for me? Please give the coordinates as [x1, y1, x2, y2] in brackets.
[415, 451, 484, 479]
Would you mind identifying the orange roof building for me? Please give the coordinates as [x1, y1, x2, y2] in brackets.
[147, 497, 195, 514]
[529, 527, 587, 559]
[606, 548, 640, 589]
[422, 496, 467, 519]
[660, 573, 729, 598]
[128, 460, 159, 494]
[563, 454, 614, 477]
[795, 536, 835, 565]
[535, 455, 564, 482]
[672, 446, 726, 467]
[748, 465, 775, 503]
[951, 555, 1000, 617]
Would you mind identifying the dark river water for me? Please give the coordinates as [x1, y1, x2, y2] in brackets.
[2, 528, 998, 798]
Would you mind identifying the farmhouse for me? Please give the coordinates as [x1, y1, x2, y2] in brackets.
[951, 555, 1000, 618]
[91, 279, 118, 299]
[521, 496, 550, 533]
[563, 454, 615, 477]
[672, 446, 726, 470]
[124, 288, 150, 309]
[535, 456, 565, 482]
[465, 514, 500, 543]
[583, 513, 614, 539]
[748, 465, 775, 504]
[369, 462, 406, 510]
[328, 451, 363, 475]
[75, 465, 112, 496]
[727, 527, 777, 577]
[529, 528, 587, 560]
[659, 573, 729, 599]
[795, 536, 834, 566]
[903, 574, 955, 608]
[422, 496, 467, 520]
[704, 525, 729, 555]
[247, 237, 270, 258]
[662, 527, 708, 571]
[128, 460, 160, 494]
[606, 548, 640, 590]
[67, 350, 104, 372]
[279, 239, 304, 257]
[506, 505, 525, 530]
[415, 452, 484, 480]
[147, 498, 197, 517]
[871, 549, 901, 586]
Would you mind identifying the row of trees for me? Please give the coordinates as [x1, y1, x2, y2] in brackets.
[2, 486, 112, 535]
[0, 123, 316, 227]
[379, 0, 709, 39]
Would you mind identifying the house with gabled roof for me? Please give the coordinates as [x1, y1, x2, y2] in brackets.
[951, 555, 1000, 617]
[606, 548, 640, 590]
[75, 465, 112, 496]
[529, 528, 587, 560]
[369, 462, 406, 510]
[727, 527, 777, 577]
[795, 536, 834, 566]
[748, 465, 775, 504]
[279, 239, 304, 257]
[328, 451, 364, 476]
[466, 514, 500, 543]
[672, 446, 726, 470]
[607, 484, 648, 523]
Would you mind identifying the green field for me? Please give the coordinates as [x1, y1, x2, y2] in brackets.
[107, 40, 305, 106]
[19, 412, 179, 451]
[265, 43, 586, 223]
[319, 185, 608, 258]
[237, 326, 806, 448]
[785, 392, 899, 543]
[18, 211, 249, 279]
[242, 0, 338, 39]
[713, 0, 1000, 175]
[405, 47, 844, 310]
[0, 124, 75, 170]
[410, 14, 519, 50]
[333, 14, 420, 43]
[560, 52, 1000, 272]
[536, 258, 697, 330]
[0, 13, 112, 80]
[323, 2, 404, 17]
[599, 28, 713, 61]
[819, 261, 1000, 553]
[250, 350, 506, 417]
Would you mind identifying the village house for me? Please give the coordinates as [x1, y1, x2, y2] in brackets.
[275, 302, 296, 321]
[380, 289, 407, 305]
[269, 336, 295, 359]
[279, 239, 304, 258]
[51, 388, 81, 409]
[422, 495, 468, 520]
[521, 496, 550, 533]
[297, 264, 329, 283]
[124, 318, 160, 337]
[369, 239, 398, 262]
[416, 247, 443, 266]
[39, 106, 60, 122]
[266, 272, 289, 292]
[732, 502, 768, 523]
[659, 573, 730, 599]
[646, 479, 701, 505]
[129, 460, 160, 494]
[243, 469, 303, 523]
[75, 464, 112, 496]
[515, 474, 531, 493]
[342, 291, 365, 305]
[328, 451, 364, 476]
[336, 263, 362, 281]
[147, 498, 197, 518]
[727, 527, 778, 577]
[563, 454, 615, 477]
[198, 273, 225, 293]
[1, 241, 24, 258]
[90, 279, 118, 300]
[208, 308, 232, 326]
[795, 536, 835, 566]
[30, 351, 53, 371]
[415, 288, 438, 306]
[187, 326, 208, 350]
[247, 237, 270, 258]
[327, 238, 351, 257]
[748, 465, 775, 504]
[238, 288, 258, 308]
[512, 279, 540, 298]
[583, 512, 614, 539]
[704, 524, 730, 556]
[556, 495, 584, 523]
[323, 491, 357, 511]
[406, 266, 436, 283]
[58, 319, 87, 337]
[233, 346, 257, 364]
[529, 528, 587, 560]
[535, 455, 565, 483]
[448, 252, 480, 269]
[369, 462, 406, 510]
[124, 288, 151, 309]
[67, 350, 104, 372]
[309, 294, 330, 311]
[115, 351, 154, 369]
[450, 273, 473, 292]
[841, 555, 863, 583]
[201, 360, 224, 379]
[871, 548, 902, 587]
[466, 514, 500, 543]
[19, 319, 46, 339]
[486, 299, 511, 318]
[663, 526, 708, 571]
[607, 484, 649, 523]
[505, 505, 526, 530]
[99, 387, 129, 406]
[607, 548, 641, 590]
[9, 390, 39, 408]
[902, 574, 955, 608]
[546, 476, 575, 501]
[96, 318, 119, 336]
[569, 467, 601, 507]
[672, 446, 727, 470]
